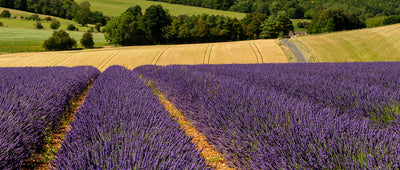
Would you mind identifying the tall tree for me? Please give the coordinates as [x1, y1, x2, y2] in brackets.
[104, 7, 147, 45]
[144, 5, 172, 44]
[260, 11, 294, 39]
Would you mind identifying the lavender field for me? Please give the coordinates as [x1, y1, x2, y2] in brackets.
[0, 66, 99, 169]
[135, 62, 400, 169]
[1, 63, 399, 169]
[51, 66, 209, 169]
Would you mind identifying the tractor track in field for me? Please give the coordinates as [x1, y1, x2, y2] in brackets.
[22, 82, 93, 170]
[149, 82, 234, 170]
[152, 45, 170, 65]
[282, 38, 308, 63]
[51, 54, 74, 66]
[98, 51, 119, 71]
[250, 42, 264, 63]
[203, 44, 213, 64]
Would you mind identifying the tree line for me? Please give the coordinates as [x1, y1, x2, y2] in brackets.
[0, 0, 108, 25]
[104, 5, 293, 45]
[148, 0, 400, 20]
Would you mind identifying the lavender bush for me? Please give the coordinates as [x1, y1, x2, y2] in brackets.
[134, 63, 400, 169]
[52, 66, 209, 169]
[0, 66, 100, 169]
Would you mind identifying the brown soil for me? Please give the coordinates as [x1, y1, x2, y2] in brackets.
[154, 89, 235, 170]
[22, 83, 93, 170]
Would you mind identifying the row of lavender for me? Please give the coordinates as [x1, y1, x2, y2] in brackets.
[0, 66, 100, 169]
[51, 66, 209, 169]
[189, 62, 400, 125]
[134, 62, 400, 169]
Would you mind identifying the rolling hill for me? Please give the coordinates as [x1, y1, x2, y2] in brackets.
[75, 0, 246, 18]
[296, 23, 400, 62]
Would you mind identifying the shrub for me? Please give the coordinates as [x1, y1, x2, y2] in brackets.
[43, 30, 77, 51]
[80, 31, 94, 48]
[44, 17, 52, 22]
[0, 10, 11, 18]
[50, 20, 61, 29]
[95, 22, 102, 32]
[29, 14, 40, 21]
[36, 21, 44, 29]
[0, 22, 3, 26]
[67, 24, 76, 31]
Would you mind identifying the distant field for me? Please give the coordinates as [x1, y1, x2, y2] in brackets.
[297, 24, 400, 62]
[0, 7, 90, 31]
[0, 40, 287, 71]
[0, 27, 107, 54]
[75, 0, 246, 18]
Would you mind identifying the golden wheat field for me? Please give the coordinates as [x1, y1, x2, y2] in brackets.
[0, 40, 288, 71]
[297, 24, 400, 62]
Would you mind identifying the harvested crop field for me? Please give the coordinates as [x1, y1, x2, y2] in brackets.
[0, 40, 288, 71]
[296, 23, 400, 62]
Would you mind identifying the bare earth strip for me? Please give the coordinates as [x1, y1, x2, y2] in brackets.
[22, 83, 93, 170]
[151, 85, 234, 170]
[1, 40, 288, 71]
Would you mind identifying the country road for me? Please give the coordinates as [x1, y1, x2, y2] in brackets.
[282, 38, 307, 63]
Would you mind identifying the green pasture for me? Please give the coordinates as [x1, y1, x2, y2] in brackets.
[75, 0, 246, 18]
[0, 27, 107, 54]
[0, 18, 90, 31]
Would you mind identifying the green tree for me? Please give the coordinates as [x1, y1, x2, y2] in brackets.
[67, 24, 76, 31]
[80, 31, 94, 48]
[104, 6, 147, 45]
[240, 13, 267, 39]
[0, 10, 11, 18]
[94, 23, 102, 32]
[50, 20, 61, 29]
[308, 8, 365, 34]
[144, 5, 172, 44]
[260, 11, 294, 39]
[36, 21, 44, 29]
[43, 30, 77, 50]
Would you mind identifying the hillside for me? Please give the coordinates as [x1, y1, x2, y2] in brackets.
[0, 7, 89, 30]
[75, 0, 246, 18]
[296, 24, 400, 62]
[0, 7, 107, 54]
[0, 40, 288, 71]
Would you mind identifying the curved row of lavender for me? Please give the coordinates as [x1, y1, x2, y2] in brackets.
[189, 62, 400, 126]
[52, 66, 209, 169]
[134, 63, 400, 169]
[0, 66, 100, 169]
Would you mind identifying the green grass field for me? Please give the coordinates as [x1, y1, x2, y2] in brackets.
[0, 7, 107, 54]
[75, 0, 246, 18]
[0, 7, 91, 31]
[296, 23, 400, 62]
[0, 27, 107, 54]
[0, 18, 91, 31]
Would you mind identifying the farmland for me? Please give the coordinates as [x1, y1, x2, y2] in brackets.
[75, 0, 246, 18]
[136, 63, 400, 169]
[0, 7, 90, 31]
[2, 63, 399, 169]
[296, 23, 400, 62]
[0, 40, 288, 71]
[0, 66, 99, 169]
[0, 7, 107, 54]
[0, 27, 107, 54]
